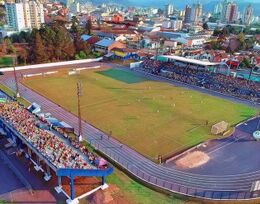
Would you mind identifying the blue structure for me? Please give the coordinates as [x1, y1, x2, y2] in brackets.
[0, 117, 113, 201]
[81, 34, 92, 41]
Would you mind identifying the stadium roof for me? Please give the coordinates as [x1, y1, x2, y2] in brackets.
[160, 55, 220, 66]
[95, 39, 115, 47]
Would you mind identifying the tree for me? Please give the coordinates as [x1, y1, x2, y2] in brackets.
[39, 25, 56, 61]
[213, 29, 221, 36]
[71, 16, 81, 36]
[18, 47, 28, 65]
[222, 27, 229, 36]
[203, 22, 209, 30]
[237, 32, 245, 50]
[3, 38, 16, 54]
[208, 16, 218, 23]
[75, 51, 87, 60]
[32, 31, 47, 63]
[85, 18, 92, 35]
[243, 58, 251, 68]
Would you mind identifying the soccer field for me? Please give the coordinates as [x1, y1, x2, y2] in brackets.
[22, 68, 257, 160]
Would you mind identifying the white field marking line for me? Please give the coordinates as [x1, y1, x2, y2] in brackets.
[207, 134, 248, 155]
[59, 187, 70, 199]
[76, 185, 103, 200]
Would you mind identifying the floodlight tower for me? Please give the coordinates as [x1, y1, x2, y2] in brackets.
[13, 56, 20, 98]
[77, 82, 83, 142]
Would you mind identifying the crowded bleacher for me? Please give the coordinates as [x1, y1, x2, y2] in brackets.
[141, 59, 260, 102]
[0, 102, 105, 170]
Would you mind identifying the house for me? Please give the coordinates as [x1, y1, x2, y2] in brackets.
[253, 43, 260, 51]
[80, 35, 100, 47]
[94, 39, 126, 54]
[86, 36, 100, 46]
[93, 31, 116, 40]
[111, 48, 139, 60]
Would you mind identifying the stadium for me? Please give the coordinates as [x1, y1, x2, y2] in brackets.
[0, 58, 260, 202]
[0, 90, 113, 204]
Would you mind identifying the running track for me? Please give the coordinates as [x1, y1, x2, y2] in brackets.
[1, 64, 260, 201]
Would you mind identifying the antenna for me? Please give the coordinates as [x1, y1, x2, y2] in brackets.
[77, 82, 83, 142]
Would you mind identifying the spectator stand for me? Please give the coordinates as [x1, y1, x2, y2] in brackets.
[140, 57, 260, 103]
[0, 101, 113, 204]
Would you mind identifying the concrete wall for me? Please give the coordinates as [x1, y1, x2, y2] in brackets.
[0, 57, 103, 72]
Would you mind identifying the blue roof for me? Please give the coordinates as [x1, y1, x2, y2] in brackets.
[81, 34, 91, 41]
[95, 39, 115, 47]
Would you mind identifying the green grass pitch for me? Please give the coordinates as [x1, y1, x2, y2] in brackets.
[22, 68, 257, 161]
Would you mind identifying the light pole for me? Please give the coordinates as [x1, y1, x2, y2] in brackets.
[13, 55, 20, 98]
[77, 82, 83, 142]
[257, 113, 260, 131]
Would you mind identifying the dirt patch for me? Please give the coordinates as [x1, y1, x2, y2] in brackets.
[62, 176, 101, 198]
[175, 151, 210, 169]
[85, 184, 130, 204]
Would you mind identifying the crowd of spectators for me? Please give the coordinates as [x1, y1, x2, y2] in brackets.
[141, 59, 260, 102]
[0, 102, 106, 169]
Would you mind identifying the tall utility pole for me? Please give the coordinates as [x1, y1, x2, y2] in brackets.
[77, 82, 83, 142]
[13, 56, 20, 98]
[257, 112, 260, 131]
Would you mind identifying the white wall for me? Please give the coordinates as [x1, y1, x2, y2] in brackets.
[1, 58, 103, 72]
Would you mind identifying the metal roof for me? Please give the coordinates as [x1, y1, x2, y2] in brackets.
[95, 39, 115, 47]
[159, 55, 220, 66]
[81, 34, 91, 41]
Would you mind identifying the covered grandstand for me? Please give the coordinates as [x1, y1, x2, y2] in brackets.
[0, 95, 113, 204]
[140, 57, 260, 103]
[157, 55, 220, 71]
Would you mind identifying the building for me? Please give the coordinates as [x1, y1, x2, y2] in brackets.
[26, 0, 45, 29]
[170, 19, 183, 31]
[191, 3, 202, 24]
[69, 2, 81, 14]
[66, 0, 74, 8]
[243, 4, 253, 25]
[184, 5, 192, 24]
[94, 39, 126, 54]
[214, 2, 223, 16]
[111, 48, 138, 60]
[157, 31, 208, 47]
[165, 4, 173, 17]
[162, 20, 171, 29]
[112, 13, 124, 23]
[228, 3, 238, 23]
[185, 36, 206, 47]
[5, 0, 44, 31]
[23, 1, 31, 29]
[222, 1, 238, 23]
[5, 2, 26, 31]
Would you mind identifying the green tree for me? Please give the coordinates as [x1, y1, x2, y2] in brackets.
[39, 25, 56, 61]
[85, 18, 92, 35]
[75, 51, 87, 60]
[203, 22, 209, 30]
[71, 16, 81, 36]
[18, 47, 28, 64]
[32, 31, 47, 63]
[237, 32, 245, 50]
